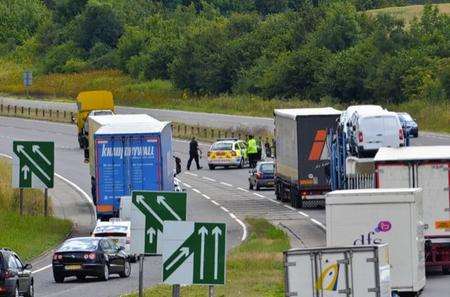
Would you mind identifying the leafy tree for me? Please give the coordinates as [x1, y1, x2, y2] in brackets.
[73, 2, 124, 50]
[53, 0, 87, 23]
[40, 41, 83, 73]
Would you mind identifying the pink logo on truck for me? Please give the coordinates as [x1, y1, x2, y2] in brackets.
[375, 221, 392, 233]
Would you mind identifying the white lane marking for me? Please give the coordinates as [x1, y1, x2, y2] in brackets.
[220, 182, 232, 187]
[192, 188, 201, 194]
[185, 172, 198, 177]
[220, 206, 229, 213]
[211, 200, 220, 206]
[297, 211, 309, 217]
[201, 194, 211, 200]
[202, 176, 216, 182]
[237, 187, 249, 193]
[253, 193, 265, 198]
[182, 183, 192, 188]
[32, 264, 52, 274]
[310, 218, 326, 230]
[174, 177, 180, 182]
[233, 217, 248, 241]
[284, 205, 296, 211]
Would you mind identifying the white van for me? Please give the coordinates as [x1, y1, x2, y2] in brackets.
[350, 111, 404, 157]
[339, 105, 384, 136]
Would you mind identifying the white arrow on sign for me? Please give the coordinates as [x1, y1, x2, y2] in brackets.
[198, 226, 208, 280]
[157, 195, 182, 220]
[21, 165, 30, 180]
[166, 247, 190, 271]
[147, 227, 156, 244]
[212, 226, 222, 280]
[136, 195, 163, 224]
[17, 145, 51, 181]
[32, 145, 51, 165]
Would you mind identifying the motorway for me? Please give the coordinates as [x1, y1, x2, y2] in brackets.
[0, 102, 449, 296]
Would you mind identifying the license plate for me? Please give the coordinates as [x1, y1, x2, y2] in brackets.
[65, 265, 81, 271]
[267, 182, 274, 186]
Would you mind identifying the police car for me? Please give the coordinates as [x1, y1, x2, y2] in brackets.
[207, 139, 248, 170]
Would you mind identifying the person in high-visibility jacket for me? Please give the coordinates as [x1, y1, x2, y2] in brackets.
[247, 135, 258, 168]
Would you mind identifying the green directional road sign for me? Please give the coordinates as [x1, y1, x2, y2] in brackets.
[12, 141, 54, 189]
[131, 191, 187, 255]
[162, 221, 226, 285]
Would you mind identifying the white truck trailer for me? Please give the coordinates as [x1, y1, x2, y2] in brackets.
[326, 188, 425, 295]
[374, 146, 450, 272]
[284, 245, 391, 297]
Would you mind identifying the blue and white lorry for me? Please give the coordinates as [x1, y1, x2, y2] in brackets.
[88, 114, 173, 219]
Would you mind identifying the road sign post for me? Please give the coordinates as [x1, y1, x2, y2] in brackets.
[12, 141, 54, 189]
[44, 188, 48, 216]
[162, 221, 226, 286]
[23, 70, 32, 97]
[131, 191, 187, 255]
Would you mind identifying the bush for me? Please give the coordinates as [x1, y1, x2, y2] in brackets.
[40, 42, 83, 73]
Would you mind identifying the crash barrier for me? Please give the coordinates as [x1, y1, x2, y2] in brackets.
[346, 174, 375, 189]
[0, 103, 74, 124]
[0, 102, 275, 144]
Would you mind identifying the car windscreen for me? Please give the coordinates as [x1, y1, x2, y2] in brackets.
[211, 142, 233, 151]
[59, 238, 100, 252]
[400, 114, 413, 122]
[94, 232, 127, 237]
[260, 163, 275, 173]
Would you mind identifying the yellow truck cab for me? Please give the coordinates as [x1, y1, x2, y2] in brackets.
[76, 91, 114, 149]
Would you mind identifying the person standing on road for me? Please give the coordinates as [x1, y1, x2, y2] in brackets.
[187, 137, 203, 170]
[247, 135, 258, 168]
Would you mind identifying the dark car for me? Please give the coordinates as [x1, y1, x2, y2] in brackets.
[52, 237, 130, 283]
[0, 248, 33, 297]
[249, 161, 275, 190]
[397, 112, 418, 138]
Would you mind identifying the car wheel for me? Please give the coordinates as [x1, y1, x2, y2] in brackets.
[119, 260, 131, 278]
[208, 164, 215, 170]
[256, 183, 260, 191]
[100, 263, 109, 281]
[53, 273, 64, 283]
[25, 281, 34, 297]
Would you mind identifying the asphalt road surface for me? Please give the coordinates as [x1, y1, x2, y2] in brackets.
[0, 100, 449, 296]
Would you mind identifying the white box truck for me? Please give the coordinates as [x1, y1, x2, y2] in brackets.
[284, 245, 391, 297]
[374, 146, 450, 272]
[326, 188, 425, 295]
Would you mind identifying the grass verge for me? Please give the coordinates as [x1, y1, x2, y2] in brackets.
[367, 3, 450, 25]
[0, 157, 72, 261]
[124, 218, 290, 297]
[1, 60, 448, 134]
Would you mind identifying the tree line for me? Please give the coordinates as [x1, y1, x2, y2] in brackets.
[0, 0, 448, 104]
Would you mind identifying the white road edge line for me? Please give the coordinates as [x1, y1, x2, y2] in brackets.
[220, 182, 232, 187]
[220, 206, 229, 213]
[237, 187, 249, 193]
[192, 188, 201, 194]
[211, 200, 220, 206]
[310, 218, 326, 230]
[201, 194, 211, 200]
[253, 193, 265, 198]
[0, 153, 95, 274]
[284, 205, 296, 211]
[297, 211, 309, 217]
[185, 172, 198, 177]
[182, 183, 192, 188]
[202, 176, 216, 182]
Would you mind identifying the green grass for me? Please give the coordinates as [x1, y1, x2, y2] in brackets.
[124, 218, 290, 297]
[0, 157, 72, 260]
[367, 3, 450, 25]
[0, 211, 72, 261]
[0, 60, 448, 134]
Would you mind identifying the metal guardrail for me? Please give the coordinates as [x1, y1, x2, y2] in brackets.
[0, 103, 274, 143]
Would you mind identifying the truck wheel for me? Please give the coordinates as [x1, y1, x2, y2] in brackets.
[443, 266, 450, 275]
[290, 187, 301, 208]
[249, 182, 253, 190]
[208, 164, 215, 170]
[275, 185, 281, 200]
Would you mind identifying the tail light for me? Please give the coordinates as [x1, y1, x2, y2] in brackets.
[0, 270, 14, 279]
[399, 129, 404, 140]
[256, 172, 262, 179]
[231, 151, 237, 157]
[53, 254, 62, 261]
[84, 253, 96, 260]
[358, 132, 363, 142]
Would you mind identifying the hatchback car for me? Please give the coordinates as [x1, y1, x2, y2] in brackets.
[249, 161, 275, 190]
[92, 220, 136, 262]
[52, 237, 130, 283]
[397, 112, 418, 138]
[0, 248, 33, 297]
[207, 139, 248, 169]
